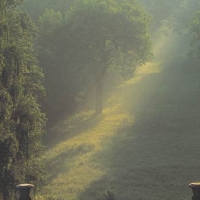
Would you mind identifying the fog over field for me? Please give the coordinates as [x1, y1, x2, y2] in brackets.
[39, 31, 200, 200]
[0, 0, 200, 200]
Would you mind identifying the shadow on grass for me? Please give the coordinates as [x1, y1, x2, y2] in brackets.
[77, 57, 200, 200]
[44, 111, 104, 149]
[41, 113, 105, 189]
[45, 143, 94, 184]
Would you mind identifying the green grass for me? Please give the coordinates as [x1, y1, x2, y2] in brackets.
[37, 60, 200, 200]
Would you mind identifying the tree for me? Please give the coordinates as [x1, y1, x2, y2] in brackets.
[23, 0, 76, 22]
[38, 9, 80, 121]
[50, 0, 152, 115]
[0, 1, 46, 199]
[139, 0, 199, 34]
[191, 9, 200, 58]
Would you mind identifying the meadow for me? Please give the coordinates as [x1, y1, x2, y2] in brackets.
[36, 47, 200, 200]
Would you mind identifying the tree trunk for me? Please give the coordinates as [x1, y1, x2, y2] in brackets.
[95, 56, 107, 115]
[95, 77, 104, 115]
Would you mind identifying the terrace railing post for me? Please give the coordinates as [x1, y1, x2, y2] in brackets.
[16, 184, 34, 200]
[189, 183, 200, 200]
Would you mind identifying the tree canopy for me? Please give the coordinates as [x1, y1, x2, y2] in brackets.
[39, 0, 152, 115]
[191, 10, 200, 58]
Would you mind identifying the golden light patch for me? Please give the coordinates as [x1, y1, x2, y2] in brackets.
[40, 62, 160, 199]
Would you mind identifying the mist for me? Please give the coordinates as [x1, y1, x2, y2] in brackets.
[1, 0, 200, 200]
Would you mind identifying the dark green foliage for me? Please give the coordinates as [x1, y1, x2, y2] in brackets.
[23, 0, 76, 22]
[0, 1, 46, 199]
[191, 10, 200, 58]
[38, 0, 152, 116]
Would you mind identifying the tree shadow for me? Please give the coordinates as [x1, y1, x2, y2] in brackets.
[39, 112, 105, 192]
[44, 111, 104, 149]
[44, 142, 95, 184]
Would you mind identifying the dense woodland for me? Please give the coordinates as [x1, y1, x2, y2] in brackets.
[0, 0, 200, 199]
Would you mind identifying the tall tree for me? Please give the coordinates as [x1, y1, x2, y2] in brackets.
[191, 9, 200, 58]
[44, 0, 152, 115]
[0, 1, 46, 199]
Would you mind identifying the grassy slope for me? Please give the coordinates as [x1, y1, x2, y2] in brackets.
[38, 36, 200, 200]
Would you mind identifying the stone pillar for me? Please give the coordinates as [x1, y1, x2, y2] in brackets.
[189, 182, 200, 200]
[16, 184, 34, 200]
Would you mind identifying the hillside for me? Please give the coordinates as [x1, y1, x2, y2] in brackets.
[38, 34, 200, 200]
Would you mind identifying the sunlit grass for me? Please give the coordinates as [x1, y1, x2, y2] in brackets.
[105, 62, 161, 109]
[135, 62, 161, 75]
[39, 62, 160, 200]
[39, 60, 200, 200]
[41, 110, 135, 199]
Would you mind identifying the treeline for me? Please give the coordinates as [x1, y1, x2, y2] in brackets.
[23, 0, 200, 122]
[0, 0, 200, 199]
[23, 0, 154, 121]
